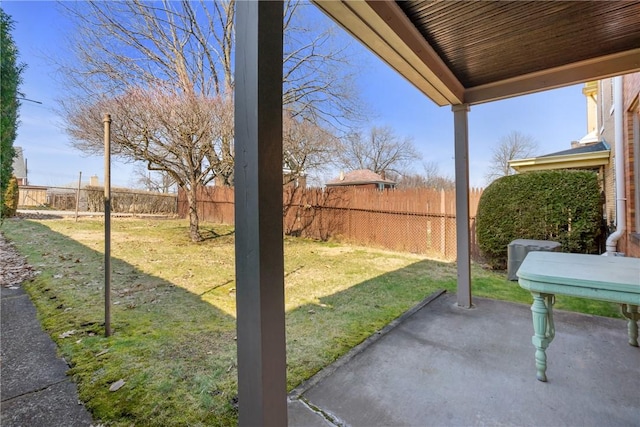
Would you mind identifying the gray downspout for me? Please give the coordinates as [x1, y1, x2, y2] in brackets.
[605, 76, 626, 254]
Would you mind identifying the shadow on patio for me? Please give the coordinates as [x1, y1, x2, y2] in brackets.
[288, 292, 639, 426]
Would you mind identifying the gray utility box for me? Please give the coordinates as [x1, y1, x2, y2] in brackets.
[508, 239, 561, 281]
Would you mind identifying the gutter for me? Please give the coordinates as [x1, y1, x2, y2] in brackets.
[605, 76, 626, 255]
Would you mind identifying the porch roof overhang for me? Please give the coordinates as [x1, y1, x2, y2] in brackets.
[509, 150, 611, 173]
[313, 1, 640, 106]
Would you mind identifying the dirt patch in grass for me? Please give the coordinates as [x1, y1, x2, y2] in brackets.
[0, 234, 37, 286]
[313, 245, 356, 256]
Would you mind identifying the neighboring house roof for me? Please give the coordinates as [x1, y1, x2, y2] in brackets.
[326, 169, 396, 187]
[509, 141, 610, 172]
[12, 146, 27, 179]
[540, 141, 610, 158]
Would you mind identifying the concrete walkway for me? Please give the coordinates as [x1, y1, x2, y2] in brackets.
[1, 284, 93, 427]
[289, 292, 640, 426]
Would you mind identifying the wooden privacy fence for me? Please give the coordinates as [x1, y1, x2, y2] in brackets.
[179, 186, 483, 261]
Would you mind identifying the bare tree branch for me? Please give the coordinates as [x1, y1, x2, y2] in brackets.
[132, 163, 177, 194]
[335, 126, 421, 177]
[485, 131, 539, 183]
[395, 161, 455, 190]
[283, 114, 339, 185]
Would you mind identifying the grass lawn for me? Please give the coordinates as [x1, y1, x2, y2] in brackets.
[1, 217, 621, 426]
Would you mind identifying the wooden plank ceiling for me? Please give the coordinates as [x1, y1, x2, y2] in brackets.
[315, 0, 640, 106]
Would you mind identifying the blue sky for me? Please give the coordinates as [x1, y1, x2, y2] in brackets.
[4, 1, 587, 189]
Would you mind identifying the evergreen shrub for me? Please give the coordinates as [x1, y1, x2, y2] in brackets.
[476, 170, 602, 269]
[2, 176, 19, 218]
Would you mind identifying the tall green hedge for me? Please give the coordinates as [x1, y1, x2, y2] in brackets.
[476, 170, 603, 269]
[1, 10, 25, 209]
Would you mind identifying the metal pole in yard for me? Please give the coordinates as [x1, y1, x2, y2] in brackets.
[103, 114, 112, 337]
[440, 188, 446, 256]
[75, 171, 82, 222]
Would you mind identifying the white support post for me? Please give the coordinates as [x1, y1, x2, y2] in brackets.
[452, 104, 472, 308]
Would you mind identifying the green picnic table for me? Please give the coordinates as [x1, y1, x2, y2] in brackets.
[517, 251, 640, 382]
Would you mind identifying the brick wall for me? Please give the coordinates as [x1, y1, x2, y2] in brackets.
[620, 73, 640, 257]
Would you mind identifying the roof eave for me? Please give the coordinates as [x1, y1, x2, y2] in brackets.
[509, 150, 611, 172]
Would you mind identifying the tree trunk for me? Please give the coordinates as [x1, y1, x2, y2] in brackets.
[186, 184, 203, 242]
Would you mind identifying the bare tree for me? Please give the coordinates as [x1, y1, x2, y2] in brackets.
[283, 114, 339, 186]
[422, 161, 455, 190]
[335, 126, 421, 177]
[281, 3, 365, 130]
[132, 164, 176, 194]
[65, 85, 225, 241]
[58, 0, 363, 241]
[396, 161, 455, 190]
[485, 131, 538, 183]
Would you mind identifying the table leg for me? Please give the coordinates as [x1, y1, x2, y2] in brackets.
[620, 304, 639, 347]
[530, 293, 555, 382]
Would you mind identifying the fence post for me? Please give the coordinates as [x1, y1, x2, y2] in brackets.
[75, 171, 82, 222]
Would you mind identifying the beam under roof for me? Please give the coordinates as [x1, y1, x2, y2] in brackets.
[465, 48, 640, 105]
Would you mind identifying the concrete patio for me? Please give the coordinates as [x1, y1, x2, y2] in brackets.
[288, 292, 640, 426]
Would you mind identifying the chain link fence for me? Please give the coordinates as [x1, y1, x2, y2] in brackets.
[18, 185, 178, 215]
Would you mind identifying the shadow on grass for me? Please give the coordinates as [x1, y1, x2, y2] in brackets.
[16, 212, 66, 220]
[3, 220, 239, 426]
[200, 227, 235, 241]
